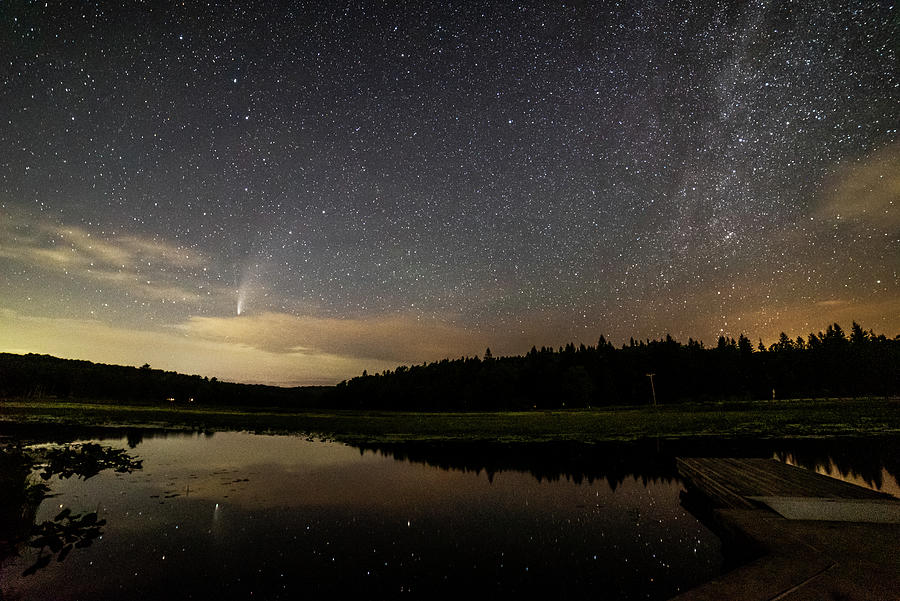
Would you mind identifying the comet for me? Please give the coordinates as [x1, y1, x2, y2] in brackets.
[236, 258, 267, 316]
[236, 286, 247, 315]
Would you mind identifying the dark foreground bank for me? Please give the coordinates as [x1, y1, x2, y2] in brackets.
[2, 396, 900, 444]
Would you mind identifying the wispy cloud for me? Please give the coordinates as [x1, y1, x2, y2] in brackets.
[0, 308, 383, 386]
[0, 212, 209, 301]
[815, 299, 849, 308]
[814, 141, 900, 230]
[180, 311, 492, 363]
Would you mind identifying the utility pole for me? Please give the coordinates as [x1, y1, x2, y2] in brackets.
[646, 373, 657, 407]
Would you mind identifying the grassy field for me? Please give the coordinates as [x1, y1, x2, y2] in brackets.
[1, 397, 899, 444]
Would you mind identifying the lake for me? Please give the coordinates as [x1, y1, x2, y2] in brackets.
[1, 428, 897, 600]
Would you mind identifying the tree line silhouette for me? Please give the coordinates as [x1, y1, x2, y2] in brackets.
[0, 353, 327, 407]
[334, 322, 899, 409]
[1, 321, 897, 409]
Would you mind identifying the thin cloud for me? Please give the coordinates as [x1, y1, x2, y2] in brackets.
[180, 311, 492, 363]
[816, 299, 848, 307]
[0, 308, 385, 386]
[815, 142, 900, 230]
[0, 212, 209, 302]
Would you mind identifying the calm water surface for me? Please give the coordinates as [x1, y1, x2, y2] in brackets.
[1, 431, 722, 600]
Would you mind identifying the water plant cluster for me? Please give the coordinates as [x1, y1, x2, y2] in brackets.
[0, 443, 142, 576]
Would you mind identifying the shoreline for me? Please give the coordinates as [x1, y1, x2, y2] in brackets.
[2, 397, 899, 444]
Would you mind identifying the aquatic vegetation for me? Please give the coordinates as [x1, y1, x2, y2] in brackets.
[23, 509, 106, 576]
[35, 442, 143, 480]
[0, 442, 142, 577]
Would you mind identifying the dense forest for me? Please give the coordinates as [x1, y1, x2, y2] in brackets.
[0, 353, 328, 407]
[1, 322, 898, 410]
[333, 322, 900, 409]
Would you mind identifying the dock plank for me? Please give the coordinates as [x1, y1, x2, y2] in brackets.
[676, 457, 890, 507]
[672, 457, 900, 601]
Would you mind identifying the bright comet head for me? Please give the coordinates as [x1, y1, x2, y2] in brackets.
[236, 288, 247, 315]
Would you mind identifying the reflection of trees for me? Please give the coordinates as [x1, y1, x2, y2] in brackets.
[772, 438, 900, 493]
[352, 437, 900, 495]
[0, 446, 46, 561]
[0, 423, 213, 451]
[126, 430, 144, 448]
[0, 442, 142, 577]
[354, 441, 682, 490]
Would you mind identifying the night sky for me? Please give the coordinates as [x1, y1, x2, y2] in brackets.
[1, 1, 897, 385]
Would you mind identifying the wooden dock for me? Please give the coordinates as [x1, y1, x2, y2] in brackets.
[671, 457, 900, 601]
[677, 457, 894, 508]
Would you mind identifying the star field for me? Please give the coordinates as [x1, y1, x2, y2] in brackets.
[1, 1, 897, 384]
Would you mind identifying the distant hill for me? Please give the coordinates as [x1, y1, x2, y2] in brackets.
[3, 321, 898, 410]
[0, 353, 328, 408]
